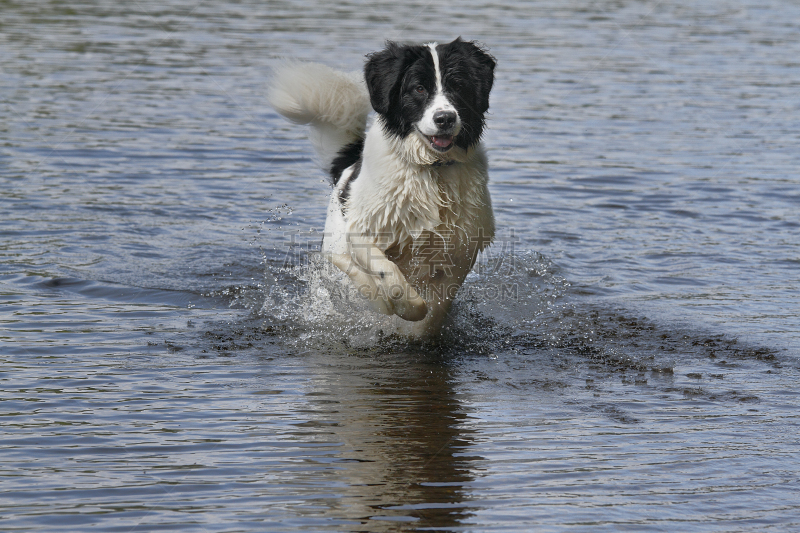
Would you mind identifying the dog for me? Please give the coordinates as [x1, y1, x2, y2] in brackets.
[269, 38, 496, 339]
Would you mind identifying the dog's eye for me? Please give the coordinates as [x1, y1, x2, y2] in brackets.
[414, 85, 426, 94]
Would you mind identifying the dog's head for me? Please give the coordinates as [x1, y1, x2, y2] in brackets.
[365, 38, 496, 155]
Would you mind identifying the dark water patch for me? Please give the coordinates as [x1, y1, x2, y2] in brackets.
[16, 274, 205, 309]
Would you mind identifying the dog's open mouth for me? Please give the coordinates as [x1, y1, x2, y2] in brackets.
[427, 134, 454, 152]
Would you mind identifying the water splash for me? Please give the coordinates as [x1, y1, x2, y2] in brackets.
[242, 247, 573, 351]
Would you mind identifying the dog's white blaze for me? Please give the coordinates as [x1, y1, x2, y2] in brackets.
[426, 42, 449, 110]
[427, 42, 443, 93]
[418, 42, 460, 137]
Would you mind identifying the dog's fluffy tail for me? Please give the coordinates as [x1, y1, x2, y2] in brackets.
[269, 61, 372, 172]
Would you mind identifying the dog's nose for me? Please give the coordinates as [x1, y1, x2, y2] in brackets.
[433, 110, 457, 129]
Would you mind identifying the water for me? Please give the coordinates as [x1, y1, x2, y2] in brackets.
[2, 1, 799, 531]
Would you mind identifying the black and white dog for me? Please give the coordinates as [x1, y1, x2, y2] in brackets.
[269, 38, 496, 339]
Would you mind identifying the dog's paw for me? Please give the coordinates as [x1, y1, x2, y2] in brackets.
[326, 249, 428, 321]
[390, 287, 428, 322]
[363, 278, 427, 321]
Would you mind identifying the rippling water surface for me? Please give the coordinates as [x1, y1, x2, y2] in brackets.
[2, 1, 799, 531]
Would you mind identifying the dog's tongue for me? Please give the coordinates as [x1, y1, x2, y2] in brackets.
[431, 135, 453, 149]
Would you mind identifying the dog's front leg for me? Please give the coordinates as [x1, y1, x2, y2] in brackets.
[327, 236, 427, 322]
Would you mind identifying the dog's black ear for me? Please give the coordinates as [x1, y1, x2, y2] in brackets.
[439, 38, 496, 115]
[364, 41, 406, 115]
[460, 39, 496, 114]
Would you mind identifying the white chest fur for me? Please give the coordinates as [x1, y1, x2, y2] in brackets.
[344, 123, 495, 256]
